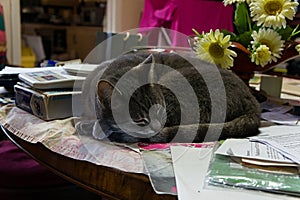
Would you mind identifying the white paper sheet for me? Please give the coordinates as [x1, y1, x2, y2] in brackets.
[170, 146, 213, 199]
[215, 138, 294, 164]
[259, 98, 299, 126]
[251, 131, 300, 164]
[170, 146, 298, 200]
[0, 66, 58, 74]
[261, 112, 300, 126]
[260, 99, 293, 113]
[23, 35, 46, 62]
[259, 125, 300, 136]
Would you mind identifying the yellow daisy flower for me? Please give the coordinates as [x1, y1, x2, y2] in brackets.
[251, 44, 272, 66]
[250, 0, 298, 29]
[251, 28, 284, 63]
[195, 29, 237, 69]
[296, 44, 300, 54]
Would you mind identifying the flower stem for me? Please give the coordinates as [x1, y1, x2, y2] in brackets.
[246, 10, 252, 32]
[289, 25, 300, 40]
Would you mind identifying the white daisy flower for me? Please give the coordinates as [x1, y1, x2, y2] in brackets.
[251, 28, 284, 63]
[250, 0, 299, 29]
[251, 44, 272, 66]
[223, 0, 246, 6]
[195, 29, 237, 69]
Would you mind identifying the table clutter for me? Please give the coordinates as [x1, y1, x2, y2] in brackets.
[0, 63, 299, 199]
[0, 63, 99, 120]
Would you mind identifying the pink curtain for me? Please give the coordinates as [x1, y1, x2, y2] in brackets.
[139, 0, 234, 46]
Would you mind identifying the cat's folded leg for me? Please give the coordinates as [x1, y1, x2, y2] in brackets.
[216, 112, 261, 140]
[152, 112, 260, 143]
[148, 124, 202, 143]
[156, 124, 210, 143]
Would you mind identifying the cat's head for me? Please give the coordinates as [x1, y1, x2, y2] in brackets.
[95, 54, 168, 142]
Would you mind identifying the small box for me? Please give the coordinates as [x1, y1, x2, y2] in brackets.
[14, 83, 81, 121]
[260, 75, 283, 98]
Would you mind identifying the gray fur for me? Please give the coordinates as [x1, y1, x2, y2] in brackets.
[79, 52, 261, 143]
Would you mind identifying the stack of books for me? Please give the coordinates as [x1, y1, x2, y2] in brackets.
[14, 67, 87, 121]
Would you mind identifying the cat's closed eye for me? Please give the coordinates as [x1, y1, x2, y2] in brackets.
[134, 118, 149, 126]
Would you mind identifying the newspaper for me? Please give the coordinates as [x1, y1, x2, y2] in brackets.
[0, 105, 144, 173]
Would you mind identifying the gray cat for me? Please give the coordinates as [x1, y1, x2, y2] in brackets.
[77, 51, 261, 143]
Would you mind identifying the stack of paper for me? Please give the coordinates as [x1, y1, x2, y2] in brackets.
[215, 138, 299, 174]
[260, 98, 300, 126]
[170, 125, 300, 199]
[209, 125, 300, 196]
[170, 145, 295, 200]
[216, 125, 300, 168]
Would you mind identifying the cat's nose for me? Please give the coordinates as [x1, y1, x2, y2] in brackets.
[149, 119, 162, 132]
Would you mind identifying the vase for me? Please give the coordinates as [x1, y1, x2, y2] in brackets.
[230, 41, 300, 86]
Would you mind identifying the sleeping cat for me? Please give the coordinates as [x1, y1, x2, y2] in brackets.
[77, 51, 261, 143]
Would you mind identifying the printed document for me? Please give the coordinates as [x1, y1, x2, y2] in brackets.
[215, 138, 295, 164]
[251, 132, 300, 164]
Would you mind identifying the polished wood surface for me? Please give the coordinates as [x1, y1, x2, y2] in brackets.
[1, 126, 176, 200]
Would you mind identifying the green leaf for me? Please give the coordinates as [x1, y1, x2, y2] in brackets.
[192, 28, 202, 37]
[234, 2, 252, 34]
[221, 29, 238, 41]
[221, 29, 236, 36]
[276, 25, 300, 41]
[277, 26, 293, 41]
[236, 31, 253, 48]
[252, 23, 260, 32]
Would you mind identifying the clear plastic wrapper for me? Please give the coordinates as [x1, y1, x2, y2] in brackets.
[206, 154, 300, 197]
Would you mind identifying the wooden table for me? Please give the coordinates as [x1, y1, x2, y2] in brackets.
[1, 126, 177, 200]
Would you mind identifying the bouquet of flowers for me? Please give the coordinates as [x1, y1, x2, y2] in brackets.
[193, 0, 300, 70]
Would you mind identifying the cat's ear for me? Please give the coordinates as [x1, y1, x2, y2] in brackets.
[147, 54, 157, 84]
[97, 80, 114, 105]
[132, 54, 158, 84]
[97, 80, 123, 109]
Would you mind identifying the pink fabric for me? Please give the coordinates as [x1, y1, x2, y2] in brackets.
[171, 0, 234, 36]
[139, 0, 234, 46]
[140, 0, 176, 28]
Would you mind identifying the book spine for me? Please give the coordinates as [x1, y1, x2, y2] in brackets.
[14, 85, 47, 120]
[14, 85, 35, 115]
